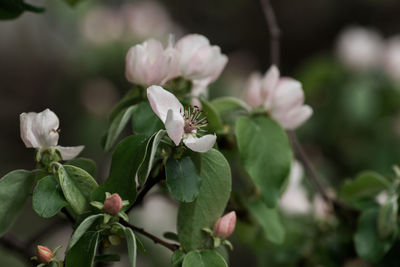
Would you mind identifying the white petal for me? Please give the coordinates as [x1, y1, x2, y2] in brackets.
[183, 134, 216, 153]
[261, 65, 280, 101]
[20, 109, 59, 148]
[272, 105, 313, 130]
[56, 145, 85, 160]
[147, 85, 183, 123]
[270, 78, 304, 111]
[165, 109, 184, 146]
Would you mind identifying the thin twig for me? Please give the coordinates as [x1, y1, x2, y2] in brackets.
[259, 0, 348, 211]
[120, 221, 179, 252]
[260, 0, 281, 66]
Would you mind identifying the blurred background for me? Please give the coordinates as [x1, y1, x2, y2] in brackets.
[1, 0, 400, 266]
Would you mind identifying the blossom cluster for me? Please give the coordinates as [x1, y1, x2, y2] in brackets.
[336, 26, 400, 82]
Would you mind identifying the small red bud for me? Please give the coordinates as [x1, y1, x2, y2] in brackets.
[104, 193, 123, 215]
[213, 211, 236, 239]
[37, 245, 53, 263]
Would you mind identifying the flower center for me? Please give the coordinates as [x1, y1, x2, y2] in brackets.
[183, 106, 208, 134]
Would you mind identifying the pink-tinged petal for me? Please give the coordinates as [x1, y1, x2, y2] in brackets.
[56, 146, 85, 160]
[37, 245, 53, 263]
[183, 134, 216, 153]
[245, 72, 263, 108]
[20, 109, 59, 148]
[261, 65, 280, 106]
[147, 85, 183, 123]
[272, 105, 313, 130]
[165, 109, 184, 146]
[213, 211, 237, 239]
[270, 78, 304, 111]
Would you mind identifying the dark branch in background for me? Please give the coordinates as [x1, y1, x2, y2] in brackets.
[260, 0, 281, 66]
[259, 0, 350, 211]
[121, 220, 179, 252]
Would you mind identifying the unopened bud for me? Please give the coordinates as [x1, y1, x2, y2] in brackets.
[37, 245, 53, 263]
[213, 211, 236, 239]
[104, 193, 123, 215]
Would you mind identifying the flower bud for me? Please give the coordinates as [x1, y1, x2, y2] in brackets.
[104, 193, 123, 215]
[37, 245, 53, 263]
[213, 211, 236, 239]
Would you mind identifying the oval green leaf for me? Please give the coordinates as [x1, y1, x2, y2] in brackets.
[132, 102, 164, 137]
[0, 170, 35, 236]
[177, 149, 232, 251]
[57, 165, 98, 215]
[66, 157, 97, 177]
[182, 250, 227, 267]
[68, 214, 104, 250]
[235, 116, 292, 208]
[166, 157, 202, 202]
[65, 231, 100, 267]
[33, 175, 68, 218]
[105, 105, 137, 151]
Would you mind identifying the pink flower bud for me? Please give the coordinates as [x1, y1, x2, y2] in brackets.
[213, 211, 236, 239]
[104, 193, 123, 215]
[37, 245, 53, 263]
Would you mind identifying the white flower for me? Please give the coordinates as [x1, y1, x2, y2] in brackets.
[175, 34, 228, 83]
[147, 85, 216, 153]
[336, 26, 383, 71]
[280, 161, 311, 215]
[20, 109, 84, 160]
[383, 36, 400, 82]
[244, 65, 313, 130]
[125, 39, 179, 87]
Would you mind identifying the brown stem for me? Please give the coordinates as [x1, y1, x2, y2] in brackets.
[120, 221, 179, 252]
[260, 0, 281, 66]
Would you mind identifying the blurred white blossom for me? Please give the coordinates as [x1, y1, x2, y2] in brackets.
[244, 65, 313, 130]
[336, 26, 384, 71]
[383, 36, 400, 82]
[280, 161, 312, 215]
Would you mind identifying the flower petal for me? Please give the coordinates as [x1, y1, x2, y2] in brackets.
[272, 105, 313, 130]
[20, 109, 59, 148]
[165, 109, 184, 146]
[183, 134, 216, 153]
[245, 72, 263, 108]
[261, 65, 280, 107]
[147, 85, 183, 123]
[56, 145, 85, 160]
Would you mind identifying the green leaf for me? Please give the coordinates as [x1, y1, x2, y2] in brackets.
[91, 135, 148, 207]
[117, 223, 137, 267]
[245, 198, 285, 244]
[164, 232, 179, 242]
[172, 250, 185, 267]
[0, 170, 35, 236]
[68, 214, 104, 250]
[340, 171, 391, 205]
[0, 0, 44, 20]
[32, 175, 68, 218]
[132, 102, 164, 137]
[235, 116, 292, 208]
[57, 165, 98, 215]
[177, 149, 232, 251]
[66, 158, 97, 177]
[354, 208, 395, 263]
[200, 98, 224, 132]
[166, 157, 202, 202]
[65, 231, 99, 267]
[137, 130, 166, 186]
[94, 254, 121, 262]
[378, 195, 398, 240]
[105, 105, 137, 151]
[182, 250, 228, 267]
[210, 97, 250, 115]
[109, 89, 141, 121]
